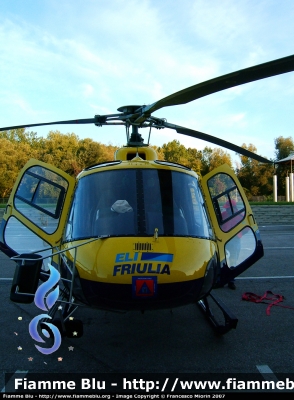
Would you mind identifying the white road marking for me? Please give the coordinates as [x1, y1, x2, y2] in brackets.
[260, 225, 294, 227]
[237, 276, 294, 280]
[264, 247, 294, 249]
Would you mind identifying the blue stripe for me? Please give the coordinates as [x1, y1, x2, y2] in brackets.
[141, 252, 173, 262]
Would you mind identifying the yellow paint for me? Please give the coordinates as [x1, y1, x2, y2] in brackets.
[63, 237, 217, 284]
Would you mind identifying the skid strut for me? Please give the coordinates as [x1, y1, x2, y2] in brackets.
[198, 292, 238, 335]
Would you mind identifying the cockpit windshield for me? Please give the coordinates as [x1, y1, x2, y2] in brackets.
[64, 168, 213, 241]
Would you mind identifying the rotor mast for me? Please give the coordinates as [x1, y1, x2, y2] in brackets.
[127, 125, 146, 147]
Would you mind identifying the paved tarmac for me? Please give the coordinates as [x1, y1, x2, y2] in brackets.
[1, 224, 294, 393]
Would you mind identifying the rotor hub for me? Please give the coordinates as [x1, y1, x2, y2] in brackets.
[117, 105, 142, 114]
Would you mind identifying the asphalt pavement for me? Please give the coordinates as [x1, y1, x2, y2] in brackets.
[1, 224, 294, 393]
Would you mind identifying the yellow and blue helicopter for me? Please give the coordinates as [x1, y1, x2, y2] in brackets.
[0, 54, 294, 339]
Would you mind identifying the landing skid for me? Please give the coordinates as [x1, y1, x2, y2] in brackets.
[198, 292, 238, 335]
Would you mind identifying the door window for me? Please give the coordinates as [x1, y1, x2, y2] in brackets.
[4, 216, 52, 260]
[14, 166, 68, 234]
[207, 171, 256, 269]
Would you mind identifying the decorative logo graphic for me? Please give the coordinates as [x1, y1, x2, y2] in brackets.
[29, 264, 62, 354]
[132, 276, 157, 298]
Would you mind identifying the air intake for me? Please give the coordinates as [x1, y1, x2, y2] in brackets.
[134, 243, 153, 251]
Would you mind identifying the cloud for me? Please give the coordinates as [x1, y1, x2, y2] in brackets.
[0, 0, 294, 164]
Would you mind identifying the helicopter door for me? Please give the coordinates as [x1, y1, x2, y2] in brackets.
[200, 164, 263, 286]
[0, 159, 75, 258]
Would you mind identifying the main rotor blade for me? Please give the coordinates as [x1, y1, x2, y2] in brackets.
[137, 54, 294, 121]
[0, 117, 100, 132]
[164, 121, 272, 164]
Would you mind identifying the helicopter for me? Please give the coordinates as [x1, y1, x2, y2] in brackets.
[0, 54, 294, 344]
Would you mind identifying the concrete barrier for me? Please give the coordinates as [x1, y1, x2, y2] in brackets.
[250, 205, 294, 226]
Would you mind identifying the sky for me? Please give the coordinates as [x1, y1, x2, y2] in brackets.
[1, 0, 294, 166]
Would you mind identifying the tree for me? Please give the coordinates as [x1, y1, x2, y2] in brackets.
[152, 146, 165, 160]
[236, 144, 274, 199]
[274, 136, 294, 161]
[0, 138, 38, 197]
[0, 128, 291, 200]
[76, 138, 105, 171]
[274, 136, 294, 195]
[0, 128, 42, 149]
[39, 131, 80, 175]
[185, 148, 202, 174]
[160, 140, 188, 165]
[200, 147, 232, 176]
[100, 143, 120, 162]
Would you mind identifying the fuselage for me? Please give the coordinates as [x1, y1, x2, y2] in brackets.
[59, 156, 218, 311]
